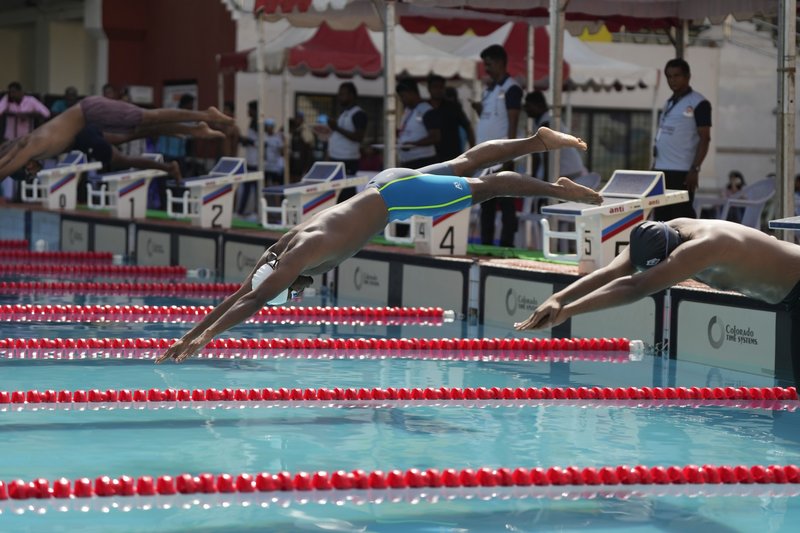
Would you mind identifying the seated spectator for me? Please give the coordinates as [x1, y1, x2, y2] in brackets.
[50, 87, 79, 115]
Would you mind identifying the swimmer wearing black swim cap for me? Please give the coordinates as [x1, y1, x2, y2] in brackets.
[515, 218, 800, 332]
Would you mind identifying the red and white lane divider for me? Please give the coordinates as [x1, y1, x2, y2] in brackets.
[0, 250, 113, 263]
[0, 336, 641, 363]
[0, 304, 453, 325]
[1, 385, 796, 412]
[0, 239, 27, 249]
[1, 464, 799, 506]
[0, 263, 186, 278]
[0, 280, 239, 296]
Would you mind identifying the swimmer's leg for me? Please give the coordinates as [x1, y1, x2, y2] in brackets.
[446, 127, 587, 177]
[467, 170, 602, 205]
[139, 106, 233, 128]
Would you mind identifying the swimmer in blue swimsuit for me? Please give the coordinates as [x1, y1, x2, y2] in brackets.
[158, 127, 603, 363]
[516, 219, 800, 331]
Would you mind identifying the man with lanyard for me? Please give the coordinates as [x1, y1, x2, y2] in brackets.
[327, 82, 368, 202]
[396, 78, 441, 169]
[653, 58, 712, 220]
[472, 44, 523, 247]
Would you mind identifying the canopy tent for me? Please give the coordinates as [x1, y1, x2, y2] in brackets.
[219, 22, 478, 79]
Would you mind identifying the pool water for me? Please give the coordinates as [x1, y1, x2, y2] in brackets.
[2, 290, 799, 532]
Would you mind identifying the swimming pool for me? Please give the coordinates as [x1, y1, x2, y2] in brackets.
[2, 276, 799, 532]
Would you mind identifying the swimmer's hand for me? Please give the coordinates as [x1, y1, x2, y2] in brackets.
[555, 177, 602, 205]
[514, 298, 567, 330]
[155, 334, 210, 364]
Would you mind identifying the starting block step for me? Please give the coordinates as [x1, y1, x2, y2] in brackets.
[87, 153, 167, 219]
[541, 170, 689, 273]
[260, 162, 370, 228]
[167, 157, 262, 229]
[21, 151, 102, 211]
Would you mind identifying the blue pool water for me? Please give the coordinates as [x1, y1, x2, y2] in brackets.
[1, 290, 799, 532]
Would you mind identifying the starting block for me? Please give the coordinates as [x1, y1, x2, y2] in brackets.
[541, 170, 689, 273]
[167, 157, 261, 229]
[411, 208, 471, 256]
[86, 153, 167, 219]
[260, 162, 370, 229]
[21, 151, 102, 210]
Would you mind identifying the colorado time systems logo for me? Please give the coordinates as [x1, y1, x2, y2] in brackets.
[505, 288, 538, 316]
[707, 315, 758, 349]
[236, 250, 259, 272]
[353, 266, 380, 291]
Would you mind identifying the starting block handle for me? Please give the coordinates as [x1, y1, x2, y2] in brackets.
[85, 183, 109, 210]
[541, 218, 580, 263]
[20, 179, 44, 203]
[384, 219, 418, 245]
[260, 197, 289, 229]
[166, 189, 195, 218]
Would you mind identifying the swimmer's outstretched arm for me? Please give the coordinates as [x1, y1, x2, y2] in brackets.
[515, 249, 637, 330]
[155, 251, 301, 364]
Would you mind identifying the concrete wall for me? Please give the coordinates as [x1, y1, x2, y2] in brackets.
[0, 26, 35, 90]
[48, 19, 90, 94]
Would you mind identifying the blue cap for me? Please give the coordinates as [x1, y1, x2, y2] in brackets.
[264, 118, 275, 127]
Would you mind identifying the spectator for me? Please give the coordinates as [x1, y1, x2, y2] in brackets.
[0, 81, 51, 200]
[237, 100, 262, 217]
[155, 93, 194, 176]
[722, 170, 746, 223]
[50, 86, 79, 115]
[653, 58, 712, 221]
[289, 111, 314, 182]
[327, 82, 367, 202]
[396, 78, 441, 169]
[472, 44, 523, 247]
[523, 91, 587, 180]
[102, 83, 119, 100]
[264, 118, 285, 186]
[427, 74, 475, 163]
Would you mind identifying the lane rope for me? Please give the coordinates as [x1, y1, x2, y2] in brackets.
[0, 304, 452, 325]
[1, 464, 798, 503]
[0, 263, 186, 278]
[0, 385, 795, 411]
[0, 280, 239, 296]
[0, 239, 27, 249]
[0, 250, 112, 263]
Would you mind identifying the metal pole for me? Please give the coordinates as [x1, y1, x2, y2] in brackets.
[526, 23, 535, 175]
[777, 0, 797, 238]
[383, 0, 397, 169]
[547, 0, 564, 183]
[255, 12, 266, 174]
[674, 20, 688, 59]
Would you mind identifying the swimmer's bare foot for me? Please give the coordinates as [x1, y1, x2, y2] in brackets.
[207, 106, 235, 124]
[167, 160, 182, 182]
[555, 177, 603, 205]
[534, 126, 587, 152]
[189, 121, 226, 139]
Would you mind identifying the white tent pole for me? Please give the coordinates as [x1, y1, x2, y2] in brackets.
[383, 0, 397, 169]
[548, 0, 564, 183]
[650, 69, 661, 169]
[283, 68, 291, 185]
[255, 12, 266, 174]
[777, 0, 796, 239]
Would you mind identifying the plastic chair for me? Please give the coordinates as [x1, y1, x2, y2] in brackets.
[719, 178, 775, 229]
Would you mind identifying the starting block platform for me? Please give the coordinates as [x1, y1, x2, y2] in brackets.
[86, 153, 167, 219]
[384, 210, 471, 257]
[21, 151, 102, 210]
[768, 216, 800, 231]
[260, 162, 370, 229]
[167, 157, 262, 229]
[541, 170, 689, 273]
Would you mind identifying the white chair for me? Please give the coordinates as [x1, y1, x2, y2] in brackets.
[719, 178, 776, 230]
[519, 172, 603, 250]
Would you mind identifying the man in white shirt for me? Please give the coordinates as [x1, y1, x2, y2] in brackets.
[327, 82, 368, 202]
[396, 78, 441, 169]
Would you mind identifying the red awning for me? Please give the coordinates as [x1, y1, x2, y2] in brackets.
[217, 48, 256, 73]
[494, 24, 569, 85]
[288, 23, 382, 78]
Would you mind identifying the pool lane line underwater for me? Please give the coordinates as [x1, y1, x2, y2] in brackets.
[0, 304, 454, 325]
[1, 464, 799, 515]
[0, 385, 796, 412]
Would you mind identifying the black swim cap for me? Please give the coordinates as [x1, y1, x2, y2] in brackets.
[629, 221, 681, 270]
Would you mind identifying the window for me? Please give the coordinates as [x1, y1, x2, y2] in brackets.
[570, 108, 652, 181]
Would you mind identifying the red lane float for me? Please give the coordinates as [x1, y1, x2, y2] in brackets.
[0, 385, 795, 410]
[0, 250, 113, 263]
[0, 336, 634, 354]
[0, 304, 451, 325]
[0, 280, 239, 296]
[0, 239, 27, 249]
[1, 464, 798, 502]
[0, 263, 186, 278]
